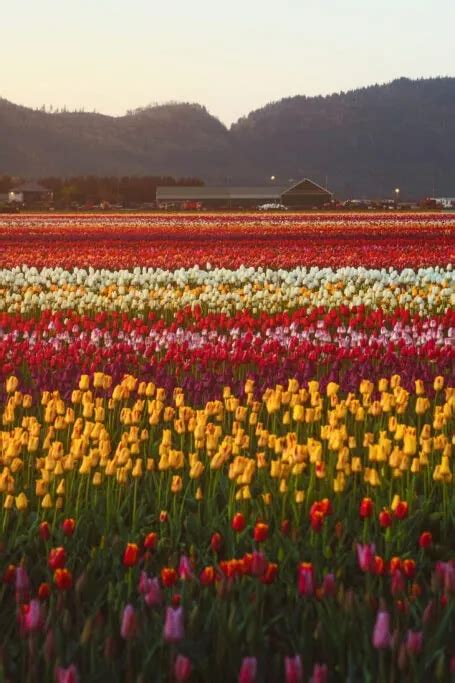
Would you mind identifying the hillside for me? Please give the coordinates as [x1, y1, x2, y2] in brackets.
[1, 77, 455, 197]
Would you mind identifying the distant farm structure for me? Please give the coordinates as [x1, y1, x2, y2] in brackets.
[156, 178, 333, 210]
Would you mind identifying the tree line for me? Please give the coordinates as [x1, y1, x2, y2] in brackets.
[0, 175, 204, 208]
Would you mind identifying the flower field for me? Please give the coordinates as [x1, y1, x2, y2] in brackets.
[0, 213, 454, 682]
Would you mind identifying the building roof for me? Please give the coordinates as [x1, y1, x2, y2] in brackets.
[10, 182, 52, 193]
[283, 178, 332, 196]
[156, 178, 332, 201]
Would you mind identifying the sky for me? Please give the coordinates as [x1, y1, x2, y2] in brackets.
[2, 0, 454, 126]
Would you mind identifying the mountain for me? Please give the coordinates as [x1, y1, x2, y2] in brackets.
[1, 77, 455, 197]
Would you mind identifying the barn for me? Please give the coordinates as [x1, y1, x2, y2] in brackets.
[156, 178, 332, 209]
[8, 182, 53, 205]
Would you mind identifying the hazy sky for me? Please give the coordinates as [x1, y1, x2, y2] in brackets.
[2, 0, 454, 126]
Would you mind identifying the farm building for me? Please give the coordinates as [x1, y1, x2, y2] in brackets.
[156, 178, 332, 209]
[8, 182, 53, 205]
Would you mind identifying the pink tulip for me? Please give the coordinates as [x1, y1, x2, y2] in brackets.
[55, 664, 79, 683]
[163, 606, 184, 643]
[356, 543, 375, 573]
[23, 599, 42, 634]
[144, 578, 163, 607]
[174, 654, 192, 681]
[284, 654, 303, 683]
[120, 604, 137, 640]
[238, 657, 257, 683]
[178, 555, 194, 581]
[310, 663, 328, 683]
[405, 630, 423, 655]
[372, 610, 391, 649]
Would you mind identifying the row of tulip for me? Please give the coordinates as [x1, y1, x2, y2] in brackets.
[1, 265, 454, 316]
[1, 372, 454, 682]
[1, 307, 454, 404]
[1, 213, 454, 269]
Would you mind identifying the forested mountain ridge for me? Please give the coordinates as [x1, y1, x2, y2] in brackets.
[1, 77, 454, 197]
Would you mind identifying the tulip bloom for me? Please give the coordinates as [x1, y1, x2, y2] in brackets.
[48, 547, 66, 570]
[122, 543, 139, 568]
[253, 522, 269, 543]
[163, 606, 184, 643]
[55, 664, 79, 683]
[54, 568, 73, 591]
[23, 599, 42, 634]
[405, 630, 423, 656]
[297, 563, 314, 597]
[174, 655, 192, 682]
[232, 513, 246, 533]
[310, 663, 328, 683]
[161, 567, 178, 588]
[39, 521, 51, 541]
[210, 532, 223, 553]
[356, 543, 376, 573]
[284, 654, 303, 683]
[419, 531, 432, 549]
[394, 501, 409, 520]
[378, 509, 392, 528]
[359, 497, 374, 519]
[178, 555, 194, 581]
[143, 532, 158, 550]
[238, 657, 257, 683]
[120, 604, 137, 640]
[200, 566, 216, 586]
[38, 582, 51, 601]
[372, 610, 391, 649]
[62, 518, 76, 537]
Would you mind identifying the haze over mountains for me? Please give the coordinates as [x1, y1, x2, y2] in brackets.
[1, 77, 454, 198]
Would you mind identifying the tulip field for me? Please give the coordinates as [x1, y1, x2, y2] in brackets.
[0, 212, 454, 683]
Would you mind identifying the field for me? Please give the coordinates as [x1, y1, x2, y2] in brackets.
[0, 213, 454, 682]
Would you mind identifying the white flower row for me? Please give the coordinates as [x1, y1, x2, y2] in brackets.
[1, 265, 454, 315]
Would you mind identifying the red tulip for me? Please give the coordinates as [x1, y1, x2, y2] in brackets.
[200, 566, 216, 586]
[378, 509, 392, 528]
[253, 522, 269, 543]
[122, 543, 139, 568]
[232, 512, 246, 533]
[144, 532, 158, 550]
[297, 562, 314, 597]
[48, 547, 67, 570]
[39, 521, 51, 541]
[210, 532, 223, 552]
[161, 567, 178, 588]
[62, 518, 76, 537]
[419, 531, 432, 549]
[394, 501, 409, 520]
[54, 568, 73, 591]
[359, 497, 374, 520]
[38, 582, 51, 601]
